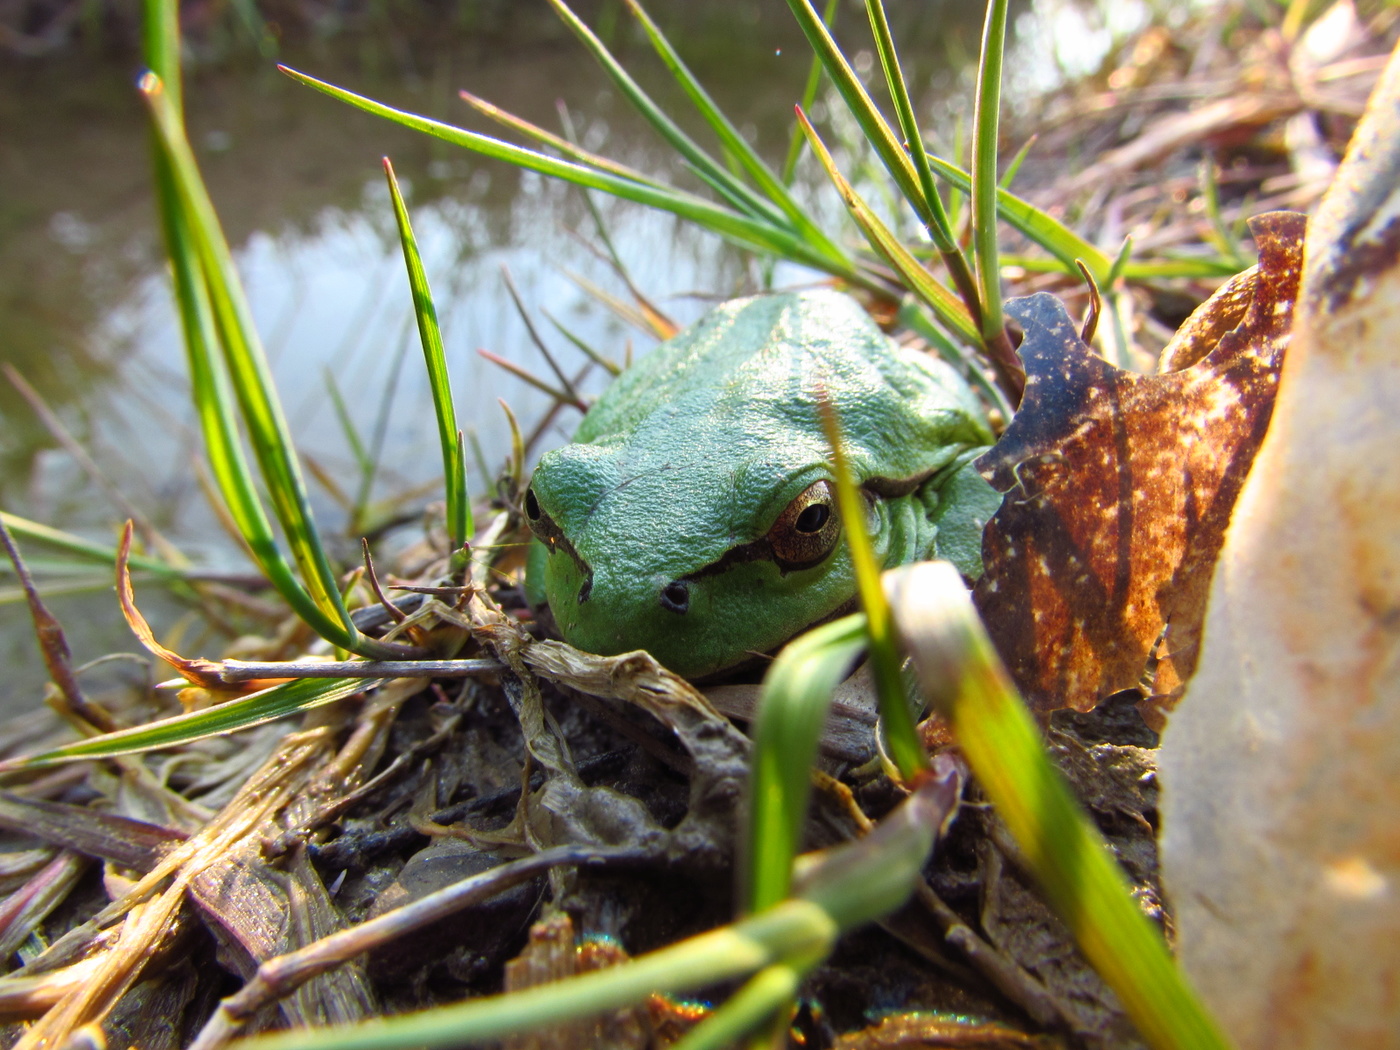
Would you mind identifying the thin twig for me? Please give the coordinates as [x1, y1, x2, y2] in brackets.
[216, 658, 503, 683]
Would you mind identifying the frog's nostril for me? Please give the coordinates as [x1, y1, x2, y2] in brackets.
[659, 581, 690, 614]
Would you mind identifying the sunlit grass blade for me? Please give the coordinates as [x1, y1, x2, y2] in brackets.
[924, 154, 1115, 282]
[1001, 133, 1036, 189]
[0, 512, 184, 580]
[782, 0, 926, 223]
[971, 0, 1019, 395]
[781, 0, 838, 186]
[1000, 252, 1238, 281]
[0, 676, 370, 771]
[864, 0, 981, 322]
[797, 109, 979, 346]
[139, 73, 389, 655]
[280, 66, 871, 287]
[383, 157, 471, 552]
[884, 562, 1231, 1050]
[229, 899, 838, 1050]
[545, 0, 797, 234]
[619, 0, 848, 268]
[458, 88, 668, 190]
[745, 615, 867, 915]
[818, 400, 925, 781]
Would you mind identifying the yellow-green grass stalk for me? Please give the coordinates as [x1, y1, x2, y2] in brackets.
[383, 158, 472, 553]
[885, 563, 1232, 1050]
[281, 67, 873, 291]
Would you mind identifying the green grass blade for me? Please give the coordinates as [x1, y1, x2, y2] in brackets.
[797, 110, 979, 345]
[885, 563, 1232, 1050]
[781, 0, 838, 186]
[458, 89, 669, 191]
[863, 0, 957, 257]
[546, 0, 796, 233]
[281, 66, 871, 287]
[971, 0, 1009, 346]
[782, 0, 925, 222]
[139, 74, 367, 651]
[231, 900, 837, 1050]
[140, 76, 365, 650]
[863, 0, 986, 355]
[1001, 133, 1036, 189]
[323, 367, 372, 478]
[746, 614, 867, 914]
[925, 154, 1115, 282]
[818, 401, 925, 781]
[0, 676, 370, 770]
[141, 0, 180, 119]
[620, 0, 849, 268]
[383, 157, 471, 552]
[0, 513, 184, 580]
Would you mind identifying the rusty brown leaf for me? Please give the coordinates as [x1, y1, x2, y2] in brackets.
[973, 211, 1305, 724]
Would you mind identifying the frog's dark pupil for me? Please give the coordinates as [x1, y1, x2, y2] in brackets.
[794, 504, 830, 534]
[524, 488, 541, 520]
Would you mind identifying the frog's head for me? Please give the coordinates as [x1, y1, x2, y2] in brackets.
[522, 288, 992, 680]
[524, 431, 866, 680]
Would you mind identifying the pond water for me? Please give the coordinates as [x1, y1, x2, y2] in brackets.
[0, 1, 1136, 713]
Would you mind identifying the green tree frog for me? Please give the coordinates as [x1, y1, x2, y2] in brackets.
[524, 289, 999, 680]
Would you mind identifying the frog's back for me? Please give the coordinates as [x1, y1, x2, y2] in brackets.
[574, 289, 991, 482]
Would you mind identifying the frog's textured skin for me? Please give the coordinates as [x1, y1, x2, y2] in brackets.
[525, 289, 998, 680]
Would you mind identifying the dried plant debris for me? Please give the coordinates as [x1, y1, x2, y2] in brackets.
[974, 211, 1305, 724]
[500, 910, 706, 1050]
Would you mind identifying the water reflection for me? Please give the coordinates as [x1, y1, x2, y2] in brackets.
[0, 1, 1032, 712]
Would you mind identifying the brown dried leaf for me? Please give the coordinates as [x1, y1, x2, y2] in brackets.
[115, 521, 225, 690]
[973, 211, 1305, 723]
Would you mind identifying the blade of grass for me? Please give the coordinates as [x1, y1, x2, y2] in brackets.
[781, 0, 839, 187]
[545, 0, 800, 235]
[140, 73, 388, 655]
[745, 614, 867, 914]
[478, 351, 584, 410]
[323, 367, 372, 480]
[540, 307, 622, 377]
[383, 157, 471, 552]
[970, 0, 1019, 395]
[782, 0, 926, 223]
[281, 66, 873, 288]
[0, 513, 185, 580]
[141, 3, 345, 642]
[796, 109, 979, 346]
[458, 88, 668, 190]
[619, 0, 848, 267]
[230, 899, 838, 1050]
[0, 676, 371, 771]
[670, 965, 803, 1050]
[864, 0, 981, 324]
[818, 398, 926, 781]
[925, 154, 1116, 281]
[885, 562, 1232, 1050]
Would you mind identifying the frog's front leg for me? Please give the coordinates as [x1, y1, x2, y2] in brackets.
[915, 449, 1000, 581]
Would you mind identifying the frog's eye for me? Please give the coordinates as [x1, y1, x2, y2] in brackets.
[767, 479, 841, 570]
